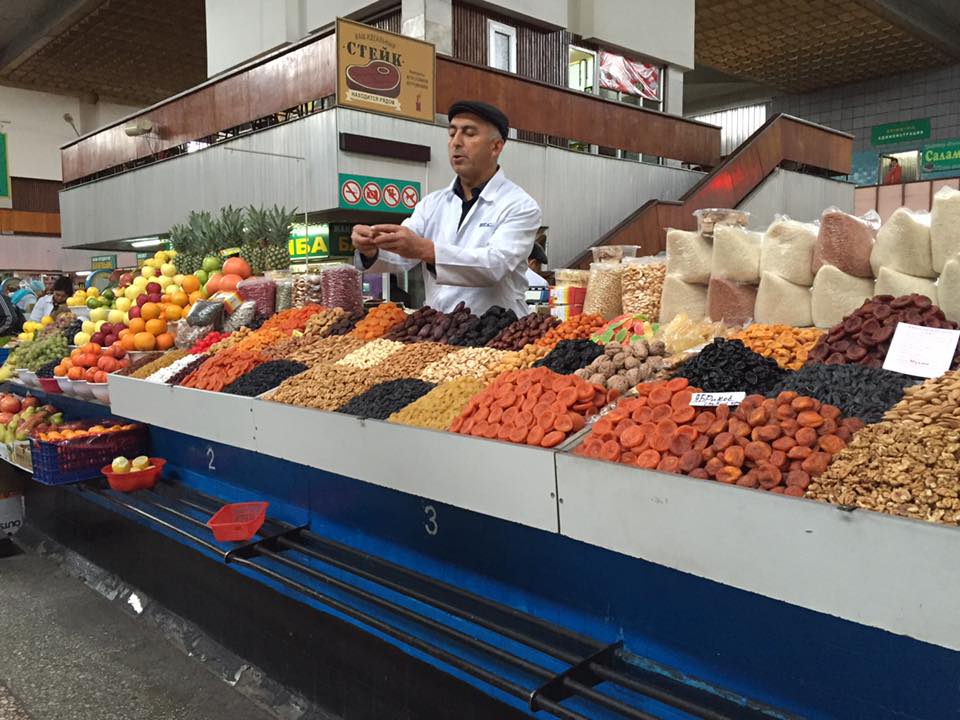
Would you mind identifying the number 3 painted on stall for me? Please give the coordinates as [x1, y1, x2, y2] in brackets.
[423, 505, 438, 536]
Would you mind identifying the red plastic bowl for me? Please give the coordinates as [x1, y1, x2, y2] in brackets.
[38, 377, 62, 394]
[101, 457, 165, 493]
[206, 501, 268, 542]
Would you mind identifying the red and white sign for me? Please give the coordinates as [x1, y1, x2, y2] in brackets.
[599, 51, 660, 101]
[383, 183, 401, 208]
[363, 182, 382, 205]
[401, 185, 419, 209]
[341, 179, 361, 205]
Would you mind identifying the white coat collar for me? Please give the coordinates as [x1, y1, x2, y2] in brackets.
[445, 167, 508, 204]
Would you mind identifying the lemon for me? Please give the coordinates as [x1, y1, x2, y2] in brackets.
[86, 286, 100, 298]
[40, 315, 54, 326]
[111, 457, 131, 474]
[131, 456, 151, 471]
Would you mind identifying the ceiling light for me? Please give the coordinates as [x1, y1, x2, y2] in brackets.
[130, 238, 163, 248]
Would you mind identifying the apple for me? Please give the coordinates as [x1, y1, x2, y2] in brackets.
[136, 294, 149, 307]
[124, 285, 140, 301]
[119, 272, 134, 286]
[128, 306, 141, 319]
[133, 276, 148, 289]
[194, 269, 208, 284]
[201, 256, 221, 273]
[104, 334, 118, 346]
[81, 320, 96, 335]
[154, 250, 168, 262]
[108, 309, 126, 325]
[141, 265, 157, 278]
[157, 276, 173, 289]
[115, 297, 132, 312]
[74, 331, 91, 345]
[160, 263, 177, 277]
[147, 293, 162, 303]
[90, 307, 109, 323]
[91, 332, 106, 345]
[146, 282, 161, 294]
[173, 274, 184, 285]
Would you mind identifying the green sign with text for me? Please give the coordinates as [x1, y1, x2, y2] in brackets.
[0, 133, 9, 199]
[288, 223, 357, 261]
[922, 141, 960, 172]
[338, 173, 420, 213]
[91, 255, 117, 271]
[871, 118, 930, 146]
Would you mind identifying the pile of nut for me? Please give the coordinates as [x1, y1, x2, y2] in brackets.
[807, 422, 960, 524]
[573, 339, 667, 394]
[292, 273, 323, 306]
[486, 313, 559, 350]
[621, 261, 666, 320]
[368, 342, 457, 381]
[336, 338, 406, 369]
[304, 307, 348, 337]
[270, 363, 389, 411]
[807, 294, 960, 368]
[419, 347, 508, 383]
[384, 302, 480, 344]
[287, 335, 366, 366]
[484, 344, 551, 380]
[388, 377, 487, 431]
[883, 371, 960, 428]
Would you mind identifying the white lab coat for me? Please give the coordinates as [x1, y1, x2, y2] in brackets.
[525, 268, 549, 288]
[29, 295, 54, 323]
[357, 169, 541, 317]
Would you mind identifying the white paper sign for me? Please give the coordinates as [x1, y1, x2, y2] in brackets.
[882, 322, 960, 378]
[689, 391, 746, 407]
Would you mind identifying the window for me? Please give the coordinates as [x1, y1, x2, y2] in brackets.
[487, 20, 516, 73]
[568, 46, 596, 93]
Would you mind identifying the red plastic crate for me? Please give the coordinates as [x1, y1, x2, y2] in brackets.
[206, 502, 268, 542]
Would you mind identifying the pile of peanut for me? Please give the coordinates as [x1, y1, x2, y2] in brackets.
[621, 261, 666, 320]
[419, 347, 508, 383]
[484, 343, 550, 381]
[288, 335, 366, 366]
[807, 422, 960, 524]
[371, 342, 456, 381]
[388, 377, 487, 431]
[731, 324, 824, 370]
[336, 339, 406, 369]
[270, 363, 389, 411]
[210, 327, 253, 354]
[573, 339, 667, 394]
[304, 307, 348, 337]
[883, 371, 960, 428]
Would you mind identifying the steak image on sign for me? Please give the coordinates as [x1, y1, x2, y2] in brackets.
[346, 60, 402, 98]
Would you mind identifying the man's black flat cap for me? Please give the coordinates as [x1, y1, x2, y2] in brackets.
[448, 100, 509, 140]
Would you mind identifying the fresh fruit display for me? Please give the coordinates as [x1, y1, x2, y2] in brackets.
[111, 455, 154, 473]
[35, 421, 140, 443]
[0, 394, 63, 443]
[55, 342, 128, 383]
[7, 332, 68, 372]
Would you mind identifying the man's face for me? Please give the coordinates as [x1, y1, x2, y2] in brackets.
[43, 277, 55, 294]
[52, 290, 68, 305]
[448, 113, 503, 179]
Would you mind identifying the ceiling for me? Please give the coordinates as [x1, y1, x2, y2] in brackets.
[0, 0, 206, 106]
[690, 0, 960, 110]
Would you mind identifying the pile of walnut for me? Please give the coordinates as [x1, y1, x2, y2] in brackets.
[573, 339, 667, 394]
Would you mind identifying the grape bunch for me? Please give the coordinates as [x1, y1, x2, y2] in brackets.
[61, 318, 83, 344]
[9, 333, 69, 372]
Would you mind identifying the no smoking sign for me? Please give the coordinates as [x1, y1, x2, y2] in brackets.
[338, 173, 421, 214]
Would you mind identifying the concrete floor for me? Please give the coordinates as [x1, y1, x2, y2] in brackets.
[0, 544, 276, 720]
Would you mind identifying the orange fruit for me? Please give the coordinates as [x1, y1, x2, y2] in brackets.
[161, 294, 171, 304]
[181, 276, 201, 294]
[171, 291, 189, 307]
[188, 291, 205, 305]
[145, 318, 167, 336]
[67, 367, 83, 380]
[164, 305, 182, 321]
[140, 303, 160, 321]
[83, 367, 98, 382]
[182, 304, 193, 319]
[81, 342, 101, 355]
[121, 334, 136, 351]
[79, 353, 98, 368]
[54, 365, 66, 377]
[127, 318, 146, 334]
[94, 371, 108, 383]
[118, 328, 130, 338]
[134, 332, 156, 351]
[155, 333, 175, 351]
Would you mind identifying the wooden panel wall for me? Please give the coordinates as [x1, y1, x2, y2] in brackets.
[452, 2, 567, 86]
[10, 178, 61, 213]
[61, 33, 337, 183]
[368, 8, 401, 34]
[0, 210, 61, 236]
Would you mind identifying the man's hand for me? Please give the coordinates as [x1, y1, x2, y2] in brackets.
[372, 224, 435, 264]
[351, 224, 379, 259]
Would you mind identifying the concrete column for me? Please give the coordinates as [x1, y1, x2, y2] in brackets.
[401, 0, 452, 55]
[664, 66, 684, 116]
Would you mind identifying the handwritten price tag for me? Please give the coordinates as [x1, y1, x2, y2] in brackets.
[689, 392, 746, 407]
[882, 322, 960, 379]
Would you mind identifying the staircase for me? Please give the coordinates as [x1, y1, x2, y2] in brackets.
[570, 114, 853, 268]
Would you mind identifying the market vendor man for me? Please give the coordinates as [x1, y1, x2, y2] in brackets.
[352, 101, 541, 317]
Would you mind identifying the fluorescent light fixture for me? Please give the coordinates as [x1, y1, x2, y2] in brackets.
[74, 271, 92, 277]
[186, 140, 208, 153]
[130, 238, 164, 248]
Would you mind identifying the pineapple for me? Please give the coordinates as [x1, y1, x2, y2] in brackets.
[171, 220, 200, 275]
[190, 210, 220, 265]
[219, 205, 252, 267]
[243, 206, 268, 275]
[264, 205, 297, 271]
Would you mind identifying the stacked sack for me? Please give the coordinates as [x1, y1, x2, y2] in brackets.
[809, 208, 878, 328]
[706, 222, 763, 325]
[870, 207, 937, 299]
[659, 228, 712, 323]
[933, 186, 960, 322]
[754, 216, 817, 327]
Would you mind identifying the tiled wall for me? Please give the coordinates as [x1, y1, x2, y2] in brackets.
[769, 63, 960, 153]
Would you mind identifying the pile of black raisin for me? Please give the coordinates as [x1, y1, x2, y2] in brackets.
[533, 339, 605, 375]
[223, 360, 308, 397]
[337, 378, 436, 419]
[673, 338, 786, 394]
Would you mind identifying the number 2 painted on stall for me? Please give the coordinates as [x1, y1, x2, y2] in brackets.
[206, 446, 216, 472]
[423, 505, 438, 536]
